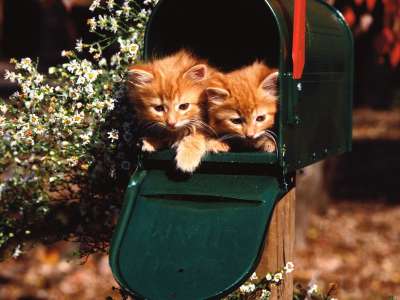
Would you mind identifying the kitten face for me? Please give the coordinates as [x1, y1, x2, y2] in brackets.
[207, 62, 279, 141]
[128, 51, 208, 133]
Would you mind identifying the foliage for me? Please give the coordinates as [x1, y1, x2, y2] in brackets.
[377, 0, 400, 67]
[338, 0, 400, 68]
[0, 0, 158, 258]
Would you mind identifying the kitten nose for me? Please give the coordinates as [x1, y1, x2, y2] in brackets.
[167, 120, 176, 128]
[246, 130, 256, 139]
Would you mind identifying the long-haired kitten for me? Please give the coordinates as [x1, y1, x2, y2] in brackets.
[206, 62, 279, 153]
[128, 50, 215, 172]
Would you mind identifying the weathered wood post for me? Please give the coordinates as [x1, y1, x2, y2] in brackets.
[256, 188, 296, 300]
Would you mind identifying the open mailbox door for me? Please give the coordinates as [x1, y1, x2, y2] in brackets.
[110, 168, 284, 299]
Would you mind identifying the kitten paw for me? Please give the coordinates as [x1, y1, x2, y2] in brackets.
[141, 139, 157, 152]
[175, 135, 206, 173]
[207, 139, 230, 153]
[260, 139, 276, 153]
[175, 151, 202, 173]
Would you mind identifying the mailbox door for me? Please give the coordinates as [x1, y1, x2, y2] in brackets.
[110, 169, 284, 300]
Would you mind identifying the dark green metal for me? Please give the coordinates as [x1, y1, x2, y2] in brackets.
[279, 0, 354, 171]
[145, 149, 278, 165]
[110, 0, 353, 299]
[110, 168, 285, 300]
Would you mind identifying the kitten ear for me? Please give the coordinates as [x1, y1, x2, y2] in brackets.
[128, 67, 154, 86]
[184, 64, 208, 81]
[205, 87, 230, 104]
[260, 71, 279, 98]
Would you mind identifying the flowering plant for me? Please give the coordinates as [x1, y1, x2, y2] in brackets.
[221, 262, 338, 300]
[0, 0, 158, 257]
[222, 262, 294, 300]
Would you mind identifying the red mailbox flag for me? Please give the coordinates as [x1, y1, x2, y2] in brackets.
[292, 0, 306, 79]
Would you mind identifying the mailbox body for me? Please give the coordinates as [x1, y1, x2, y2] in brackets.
[144, 0, 353, 172]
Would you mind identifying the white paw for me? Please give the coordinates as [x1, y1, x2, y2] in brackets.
[141, 140, 156, 152]
[175, 149, 202, 173]
[261, 140, 276, 153]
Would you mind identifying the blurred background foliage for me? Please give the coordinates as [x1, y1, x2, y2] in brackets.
[0, 0, 399, 299]
[332, 0, 400, 108]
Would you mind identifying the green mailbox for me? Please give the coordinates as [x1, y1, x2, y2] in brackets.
[110, 0, 353, 299]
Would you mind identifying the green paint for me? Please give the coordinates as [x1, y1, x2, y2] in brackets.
[110, 168, 284, 299]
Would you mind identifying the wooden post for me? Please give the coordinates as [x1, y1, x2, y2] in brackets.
[255, 188, 296, 300]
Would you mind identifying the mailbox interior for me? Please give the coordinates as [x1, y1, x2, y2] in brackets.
[144, 0, 283, 163]
[144, 0, 280, 71]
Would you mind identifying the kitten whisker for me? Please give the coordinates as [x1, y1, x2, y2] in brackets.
[262, 131, 276, 141]
[187, 119, 217, 136]
[140, 121, 168, 135]
[139, 122, 152, 130]
[219, 134, 242, 141]
[141, 121, 160, 130]
[126, 80, 137, 87]
[182, 123, 196, 134]
[265, 129, 278, 139]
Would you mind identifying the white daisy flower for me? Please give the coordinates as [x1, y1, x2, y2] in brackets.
[4, 70, 17, 82]
[239, 283, 255, 294]
[284, 261, 294, 274]
[107, 129, 119, 142]
[0, 104, 8, 114]
[308, 283, 319, 295]
[34, 74, 44, 85]
[122, 1, 131, 16]
[98, 58, 107, 67]
[250, 272, 258, 281]
[273, 272, 283, 283]
[89, 0, 100, 11]
[30, 114, 40, 125]
[98, 15, 108, 30]
[87, 18, 97, 31]
[107, 0, 115, 10]
[12, 245, 22, 259]
[260, 289, 271, 300]
[110, 17, 118, 33]
[75, 39, 84, 52]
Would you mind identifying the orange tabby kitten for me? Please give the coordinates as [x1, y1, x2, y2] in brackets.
[128, 50, 215, 172]
[206, 62, 279, 153]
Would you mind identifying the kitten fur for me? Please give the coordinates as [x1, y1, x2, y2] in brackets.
[206, 61, 279, 153]
[128, 50, 217, 172]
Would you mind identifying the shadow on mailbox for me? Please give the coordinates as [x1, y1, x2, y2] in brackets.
[110, 0, 353, 299]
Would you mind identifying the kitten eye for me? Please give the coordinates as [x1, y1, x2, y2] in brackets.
[256, 115, 266, 122]
[154, 105, 165, 112]
[230, 118, 243, 125]
[179, 103, 190, 110]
